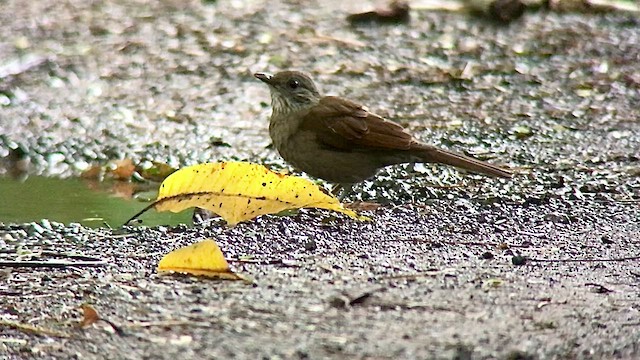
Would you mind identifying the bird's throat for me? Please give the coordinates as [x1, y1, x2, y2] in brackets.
[270, 91, 318, 117]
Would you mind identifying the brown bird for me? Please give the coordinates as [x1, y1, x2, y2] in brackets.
[255, 71, 511, 194]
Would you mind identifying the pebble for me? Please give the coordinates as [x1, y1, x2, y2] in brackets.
[40, 219, 52, 231]
[27, 222, 46, 235]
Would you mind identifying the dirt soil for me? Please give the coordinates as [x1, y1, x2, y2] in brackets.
[1, 0, 639, 359]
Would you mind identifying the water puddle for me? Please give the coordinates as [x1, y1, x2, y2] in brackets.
[0, 176, 191, 227]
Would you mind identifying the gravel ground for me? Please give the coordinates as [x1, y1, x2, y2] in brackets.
[1, 0, 639, 359]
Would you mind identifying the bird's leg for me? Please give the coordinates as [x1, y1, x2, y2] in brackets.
[331, 183, 354, 201]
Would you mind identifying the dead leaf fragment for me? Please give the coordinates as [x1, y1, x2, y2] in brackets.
[158, 239, 241, 279]
[110, 158, 136, 180]
[77, 304, 124, 335]
[78, 304, 101, 328]
[138, 161, 177, 182]
[81, 164, 103, 180]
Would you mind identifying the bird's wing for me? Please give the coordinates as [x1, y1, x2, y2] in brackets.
[300, 96, 413, 151]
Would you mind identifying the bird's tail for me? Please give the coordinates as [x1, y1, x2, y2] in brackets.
[416, 146, 512, 178]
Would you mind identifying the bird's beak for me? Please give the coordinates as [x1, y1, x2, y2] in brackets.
[254, 72, 273, 85]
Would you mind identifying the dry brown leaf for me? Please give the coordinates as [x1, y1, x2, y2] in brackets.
[110, 158, 136, 180]
[78, 303, 101, 328]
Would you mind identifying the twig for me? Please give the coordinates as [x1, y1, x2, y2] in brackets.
[0, 260, 107, 268]
[595, 198, 640, 203]
[308, 34, 366, 48]
[127, 320, 214, 328]
[317, 263, 337, 273]
[391, 237, 532, 248]
[0, 320, 71, 338]
[0, 55, 49, 79]
[515, 230, 548, 238]
[226, 258, 284, 265]
[378, 269, 456, 280]
[0, 338, 27, 345]
[39, 251, 105, 262]
[584, 282, 614, 293]
[374, 302, 465, 314]
[528, 255, 640, 263]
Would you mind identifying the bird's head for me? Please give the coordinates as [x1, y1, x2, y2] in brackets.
[255, 71, 321, 115]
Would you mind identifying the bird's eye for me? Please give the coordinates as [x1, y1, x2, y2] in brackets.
[287, 79, 300, 89]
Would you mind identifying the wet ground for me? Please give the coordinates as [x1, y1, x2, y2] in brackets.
[1, 0, 639, 359]
[0, 176, 191, 227]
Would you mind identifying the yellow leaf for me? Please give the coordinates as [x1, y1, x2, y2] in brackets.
[158, 239, 240, 279]
[128, 162, 364, 226]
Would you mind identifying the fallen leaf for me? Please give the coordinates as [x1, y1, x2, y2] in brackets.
[138, 161, 177, 182]
[110, 158, 136, 180]
[78, 304, 101, 328]
[158, 239, 241, 279]
[126, 162, 365, 226]
[80, 165, 103, 180]
[77, 303, 124, 335]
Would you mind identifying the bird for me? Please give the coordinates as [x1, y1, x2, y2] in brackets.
[255, 70, 512, 196]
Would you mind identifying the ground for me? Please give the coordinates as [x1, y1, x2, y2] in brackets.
[1, 0, 639, 359]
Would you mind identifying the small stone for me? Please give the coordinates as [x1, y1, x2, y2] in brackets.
[49, 221, 64, 229]
[601, 235, 614, 245]
[481, 251, 494, 259]
[328, 295, 349, 308]
[14, 36, 30, 49]
[505, 350, 535, 360]
[0, 93, 10, 106]
[303, 240, 317, 251]
[511, 256, 527, 266]
[2, 233, 15, 242]
[27, 222, 46, 235]
[40, 219, 52, 231]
